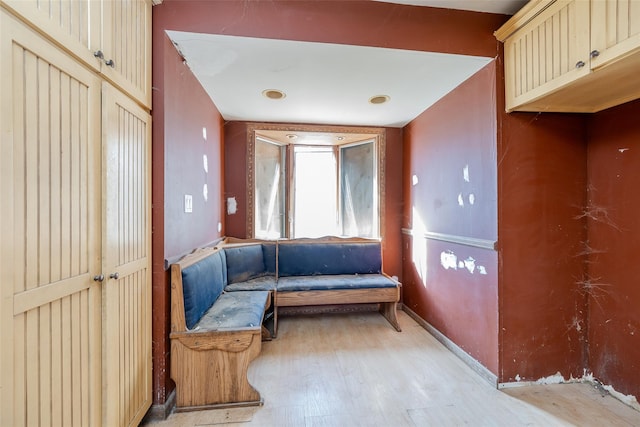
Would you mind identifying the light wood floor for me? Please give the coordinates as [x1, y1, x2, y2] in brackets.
[145, 310, 640, 426]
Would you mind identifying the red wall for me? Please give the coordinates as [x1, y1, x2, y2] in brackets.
[152, 0, 508, 407]
[153, 0, 640, 409]
[587, 99, 640, 399]
[498, 109, 588, 383]
[403, 62, 499, 374]
[154, 0, 506, 58]
[151, 30, 225, 406]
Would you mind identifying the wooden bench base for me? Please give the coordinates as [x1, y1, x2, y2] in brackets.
[170, 328, 263, 410]
[275, 287, 401, 333]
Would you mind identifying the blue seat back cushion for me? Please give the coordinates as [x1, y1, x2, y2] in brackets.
[224, 244, 267, 284]
[262, 243, 277, 274]
[181, 250, 225, 329]
[278, 243, 382, 276]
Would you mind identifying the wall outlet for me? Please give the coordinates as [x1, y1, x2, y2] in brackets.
[184, 194, 193, 213]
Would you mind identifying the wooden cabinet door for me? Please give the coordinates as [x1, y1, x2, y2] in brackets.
[590, 0, 640, 70]
[0, 0, 103, 72]
[101, 83, 152, 427]
[503, 0, 591, 111]
[101, 0, 152, 108]
[0, 10, 103, 427]
[0, 0, 152, 108]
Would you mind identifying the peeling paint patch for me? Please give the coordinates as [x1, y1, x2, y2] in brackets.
[440, 250, 457, 270]
[457, 193, 464, 206]
[463, 257, 475, 274]
[463, 164, 470, 182]
[439, 249, 488, 275]
[412, 174, 419, 186]
[468, 193, 475, 205]
[536, 372, 566, 385]
[227, 197, 238, 215]
[604, 385, 640, 411]
[618, 148, 629, 153]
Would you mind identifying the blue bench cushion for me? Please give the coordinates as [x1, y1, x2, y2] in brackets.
[278, 243, 382, 276]
[194, 291, 269, 330]
[181, 250, 226, 330]
[224, 244, 275, 284]
[276, 274, 396, 292]
[225, 276, 277, 292]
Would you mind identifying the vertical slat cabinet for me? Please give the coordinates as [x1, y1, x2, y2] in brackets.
[0, 1, 152, 425]
[101, 0, 152, 108]
[102, 83, 152, 427]
[0, 0, 103, 72]
[590, 0, 640, 70]
[503, 0, 590, 111]
[0, 0, 152, 108]
[0, 10, 103, 427]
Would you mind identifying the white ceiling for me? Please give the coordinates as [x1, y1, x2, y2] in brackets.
[377, 0, 527, 15]
[166, 0, 524, 129]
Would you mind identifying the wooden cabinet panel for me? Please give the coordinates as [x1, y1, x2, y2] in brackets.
[0, 10, 103, 426]
[0, 0, 102, 71]
[1, 6, 151, 426]
[102, 83, 152, 427]
[0, 0, 152, 108]
[591, 0, 640, 69]
[497, 0, 640, 112]
[101, 0, 152, 108]
[503, 0, 590, 111]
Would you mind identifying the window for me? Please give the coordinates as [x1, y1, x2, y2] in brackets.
[248, 125, 385, 240]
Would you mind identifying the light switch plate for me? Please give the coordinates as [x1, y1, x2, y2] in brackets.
[184, 194, 193, 213]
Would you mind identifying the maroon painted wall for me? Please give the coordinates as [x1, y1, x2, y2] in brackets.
[151, 30, 225, 406]
[496, 44, 588, 383]
[154, 0, 507, 58]
[402, 62, 499, 374]
[152, 0, 640, 409]
[587, 99, 640, 399]
[152, 0, 508, 407]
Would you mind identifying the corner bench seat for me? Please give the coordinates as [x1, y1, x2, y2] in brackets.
[171, 238, 401, 411]
[222, 238, 402, 334]
[170, 247, 270, 411]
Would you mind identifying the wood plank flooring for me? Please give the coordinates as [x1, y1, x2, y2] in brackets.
[144, 310, 640, 426]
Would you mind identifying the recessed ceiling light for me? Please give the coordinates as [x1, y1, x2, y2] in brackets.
[262, 89, 286, 100]
[286, 134, 297, 140]
[336, 136, 345, 141]
[369, 95, 390, 105]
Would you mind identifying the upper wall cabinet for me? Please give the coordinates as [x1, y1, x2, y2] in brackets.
[496, 0, 640, 112]
[0, 0, 152, 108]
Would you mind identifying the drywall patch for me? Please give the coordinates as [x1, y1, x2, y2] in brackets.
[440, 250, 457, 270]
[536, 372, 566, 385]
[227, 197, 237, 215]
[439, 249, 488, 275]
